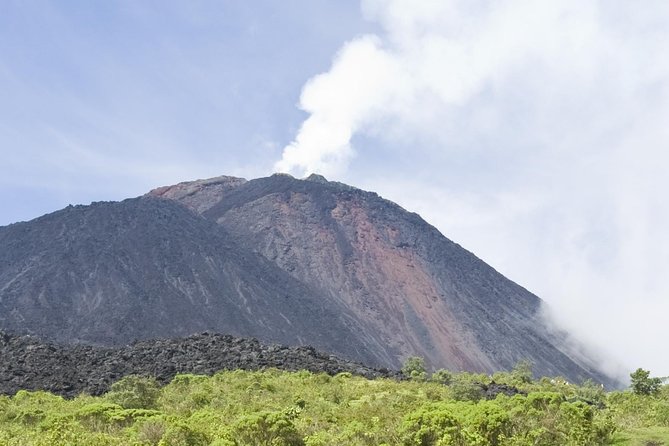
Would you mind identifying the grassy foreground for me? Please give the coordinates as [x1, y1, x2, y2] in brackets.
[0, 367, 668, 446]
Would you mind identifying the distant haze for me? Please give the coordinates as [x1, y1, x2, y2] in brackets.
[2, 1, 668, 377]
[275, 0, 669, 380]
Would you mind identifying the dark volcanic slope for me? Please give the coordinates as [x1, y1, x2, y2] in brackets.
[0, 331, 398, 398]
[0, 173, 613, 386]
[152, 174, 610, 385]
[0, 196, 378, 365]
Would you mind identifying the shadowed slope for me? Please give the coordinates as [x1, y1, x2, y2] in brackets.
[0, 196, 379, 365]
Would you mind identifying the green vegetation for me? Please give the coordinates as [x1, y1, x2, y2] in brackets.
[401, 356, 427, 381]
[630, 368, 662, 396]
[0, 365, 667, 445]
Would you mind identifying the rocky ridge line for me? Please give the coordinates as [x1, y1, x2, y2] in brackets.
[0, 331, 400, 398]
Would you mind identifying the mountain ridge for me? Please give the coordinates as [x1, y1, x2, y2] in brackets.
[0, 173, 615, 386]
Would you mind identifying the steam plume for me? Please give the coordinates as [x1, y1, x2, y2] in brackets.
[275, 0, 669, 376]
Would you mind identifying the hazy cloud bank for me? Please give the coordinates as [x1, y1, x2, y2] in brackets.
[277, 0, 669, 377]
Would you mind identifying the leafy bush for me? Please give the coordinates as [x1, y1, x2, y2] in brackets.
[106, 375, 161, 409]
[159, 420, 209, 446]
[630, 368, 662, 396]
[402, 357, 427, 381]
[430, 369, 453, 386]
[232, 411, 304, 446]
[449, 374, 485, 402]
[400, 402, 459, 445]
[511, 361, 533, 385]
[137, 419, 167, 445]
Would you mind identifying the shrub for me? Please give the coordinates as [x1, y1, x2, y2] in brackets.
[573, 379, 605, 406]
[430, 369, 453, 386]
[106, 375, 161, 409]
[449, 375, 485, 402]
[137, 419, 167, 445]
[630, 368, 662, 396]
[232, 411, 304, 446]
[159, 420, 209, 446]
[400, 403, 459, 445]
[511, 361, 534, 385]
[402, 357, 427, 381]
[461, 400, 511, 445]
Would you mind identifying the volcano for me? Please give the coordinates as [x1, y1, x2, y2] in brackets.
[0, 173, 612, 385]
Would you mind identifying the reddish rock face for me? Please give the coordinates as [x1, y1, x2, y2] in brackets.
[153, 174, 610, 384]
[148, 176, 247, 214]
[0, 173, 614, 386]
[213, 185, 489, 372]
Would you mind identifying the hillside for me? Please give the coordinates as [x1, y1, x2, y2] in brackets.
[0, 196, 376, 365]
[0, 173, 612, 385]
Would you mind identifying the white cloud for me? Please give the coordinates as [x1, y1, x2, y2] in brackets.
[277, 0, 669, 376]
[276, 0, 623, 176]
[275, 35, 406, 177]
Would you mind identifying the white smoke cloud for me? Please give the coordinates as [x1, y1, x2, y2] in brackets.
[274, 34, 412, 176]
[276, 0, 669, 377]
[275, 0, 628, 175]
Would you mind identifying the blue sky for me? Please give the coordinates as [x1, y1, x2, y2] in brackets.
[2, 1, 669, 378]
[0, 0, 374, 222]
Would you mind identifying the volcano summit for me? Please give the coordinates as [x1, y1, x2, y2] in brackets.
[0, 174, 611, 385]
